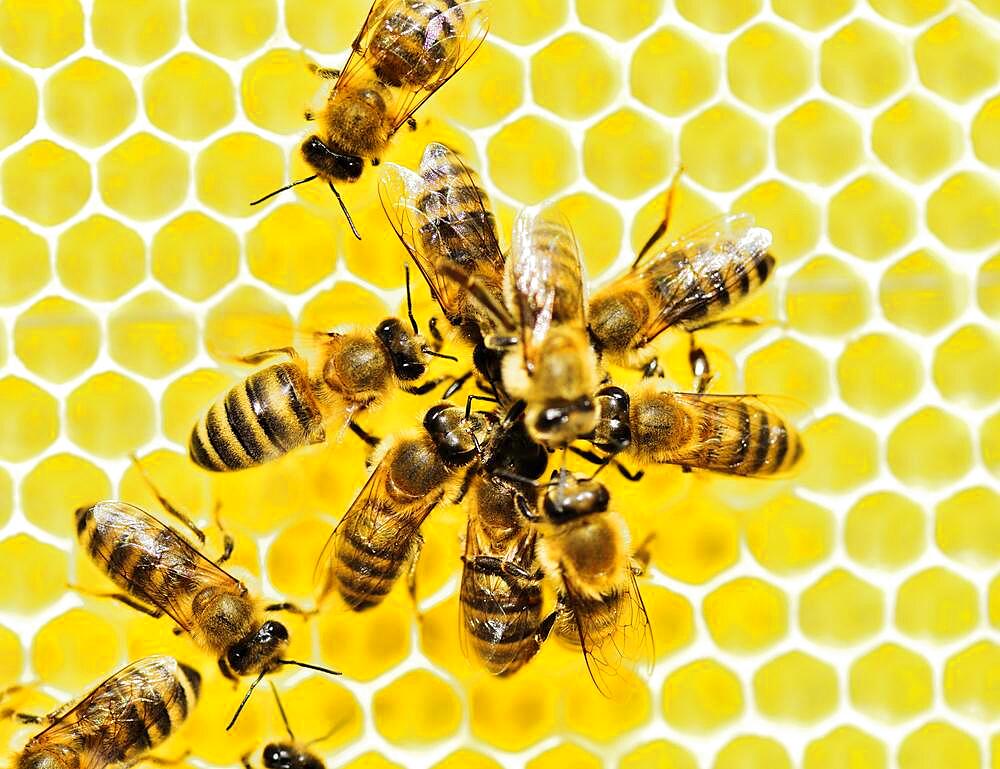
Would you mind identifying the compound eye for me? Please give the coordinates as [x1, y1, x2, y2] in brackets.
[225, 646, 244, 672]
[574, 396, 594, 414]
[396, 360, 425, 382]
[536, 408, 567, 432]
[261, 620, 289, 643]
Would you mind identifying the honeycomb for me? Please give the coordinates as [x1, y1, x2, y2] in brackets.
[0, 1, 999, 767]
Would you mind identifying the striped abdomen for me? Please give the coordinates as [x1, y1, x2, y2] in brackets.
[369, 0, 463, 87]
[527, 220, 586, 328]
[462, 566, 544, 676]
[189, 362, 323, 472]
[331, 502, 414, 611]
[18, 656, 200, 769]
[554, 590, 620, 649]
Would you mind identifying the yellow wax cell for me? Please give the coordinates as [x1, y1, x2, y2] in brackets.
[152, 212, 239, 302]
[679, 104, 767, 191]
[934, 324, 1000, 406]
[246, 204, 337, 294]
[644, 585, 695, 659]
[418, 593, 469, 679]
[372, 669, 461, 745]
[279, 677, 363, 751]
[0, 623, 23, 684]
[196, 133, 286, 218]
[45, 57, 135, 148]
[99, 133, 189, 220]
[0, 534, 68, 613]
[838, 333, 923, 416]
[845, 491, 926, 569]
[2, 140, 90, 226]
[650, 500, 740, 584]
[340, 202, 415, 291]
[870, 0, 947, 24]
[563, 669, 651, 743]
[210, 454, 310, 533]
[203, 285, 293, 363]
[980, 254, 1000, 319]
[775, 101, 863, 185]
[242, 49, 315, 135]
[532, 32, 619, 120]
[30, 609, 123, 692]
[66, 372, 156, 458]
[800, 569, 884, 646]
[896, 567, 979, 641]
[491, 0, 568, 44]
[619, 740, 698, 769]
[928, 171, 1000, 251]
[873, 95, 963, 183]
[144, 53, 235, 141]
[554, 193, 623, 278]
[339, 754, 405, 769]
[676, 0, 762, 32]
[92, 0, 180, 65]
[107, 291, 198, 379]
[898, 722, 981, 769]
[745, 494, 834, 574]
[184, 668, 267, 765]
[973, 0, 1000, 16]
[318, 603, 411, 683]
[285, 0, 369, 52]
[714, 736, 792, 769]
[753, 651, 838, 724]
[0, 468, 11, 529]
[470, 670, 559, 751]
[161, 369, 232, 446]
[732, 179, 822, 264]
[880, 249, 966, 334]
[14, 296, 100, 383]
[849, 643, 933, 722]
[661, 659, 744, 733]
[487, 116, 576, 204]
[0, 61, 37, 150]
[0, 0, 83, 67]
[786, 256, 869, 336]
[703, 577, 788, 653]
[21, 452, 111, 537]
[583, 109, 672, 200]
[728, 23, 812, 111]
[578, 0, 664, 40]
[820, 20, 907, 107]
[744, 338, 830, 414]
[973, 95, 1000, 167]
[433, 41, 524, 128]
[829, 174, 917, 260]
[266, 517, 332, 601]
[887, 407, 973, 488]
[630, 27, 719, 117]
[528, 744, 601, 769]
[944, 640, 1000, 720]
[984, 411, 1000, 479]
[57, 215, 146, 302]
[803, 727, 888, 769]
[0, 376, 59, 461]
[301, 281, 389, 334]
[188, 0, 276, 59]
[915, 15, 1000, 102]
[774, 0, 856, 30]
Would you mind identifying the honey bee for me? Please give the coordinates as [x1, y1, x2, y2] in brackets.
[74, 501, 338, 730]
[530, 471, 653, 692]
[316, 401, 495, 611]
[582, 384, 804, 477]
[252, 1, 489, 238]
[588, 172, 775, 384]
[459, 412, 552, 676]
[7, 655, 200, 769]
[189, 273, 454, 472]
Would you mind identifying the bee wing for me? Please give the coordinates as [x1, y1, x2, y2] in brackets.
[29, 656, 187, 746]
[629, 213, 773, 343]
[661, 392, 805, 477]
[87, 504, 242, 633]
[561, 567, 653, 697]
[507, 202, 587, 366]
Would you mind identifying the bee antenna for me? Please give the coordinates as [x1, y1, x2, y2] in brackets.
[587, 457, 612, 481]
[328, 181, 361, 240]
[226, 669, 266, 732]
[278, 660, 342, 677]
[404, 264, 419, 334]
[305, 712, 353, 748]
[250, 175, 319, 206]
[268, 680, 295, 743]
[422, 347, 458, 362]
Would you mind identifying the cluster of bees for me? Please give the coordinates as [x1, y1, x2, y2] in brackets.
[2, 1, 805, 767]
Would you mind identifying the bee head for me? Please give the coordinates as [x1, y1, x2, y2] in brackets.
[528, 395, 596, 448]
[263, 743, 324, 769]
[301, 135, 363, 182]
[424, 404, 495, 467]
[543, 472, 610, 524]
[224, 620, 289, 678]
[375, 318, 427, 382]
[591, 386, 632, 453]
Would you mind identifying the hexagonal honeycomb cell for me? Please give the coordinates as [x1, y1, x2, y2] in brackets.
[433, 41, 523, 128]
[820, 19, 907, 107]
[896, 567, 979, 641]
[745, 338, 830, 415]
[318, 603, 412, 683]
[56, 215, 146, 302]
[838, 333, 923, 416]
[980, 254, 1000, 320]
[532, 32, 619, 120]
[679, 104, 767, 191]
[0, 60, 37, 150]
[973, 95, 1000, 167]
[31, 609, 124, 692]
[373, 670, 462, 745]
[661, 659, 744, 733]
[915, 14, 1000, 102]
[145, 53, 235, 141]
[775, 100, 863, 185]
[933, 324, 1000, 407]
[98, 132, 189, 220]
[800, 568, 884, 646]
[880, 249, 966, 334]
[0, 375, 60, 461]
[554, 193, 623, 277]
[0, 0, 83, 67]
[870, 0, 948, 24]
[577, 0, 664, 41]
[203, 284, 293, 363]
[66, 372, 156, 458]
[714, 736, 792, 769]
[675, 0, 761, 32]
[773, 0, 855, 30]
[728, 23, 812, 112]
[887, 407, 973, 489]
[582, 109, 672, 200]
[21, 452, 110, 537]
[491, 0, 568, 44]
[13, 296, 100, 382]
[845, 491, 926, 570]
[487, 116, 576, 204]
[151, 212, 239, 302]
[872, 95, 963, 183]
[927, 171, 1000, 251]
[619, 740, 698, 769]
[753, 651, 838, 724]
[803, 726, 888, 769]
[107, 291, 199, 378]
[241, 48, 317, 135]
[849, 643, 934, 723]
[828, 174, 917, 261]
[471, 671, 560, 751]
[786, 256, 869, 336]
[0, 533, 68, 613]
[630, 27, 719, 117]
[92, 0, 180, 65]
[732, 180, 821, 263]
[2, 140, 91, 226]
[897, 722, 981, 769]
[744, 493, 834, 574]
[196, 132, 286, 218]
[944, 641, 1000, 720]
[703, 577, 788, 653]
[187, 0, 276, 60]
[44, 57, 135, 148]
[246, 204, 337, 294]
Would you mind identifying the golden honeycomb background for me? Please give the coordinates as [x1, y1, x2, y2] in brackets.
[2, 0, 1000, 766]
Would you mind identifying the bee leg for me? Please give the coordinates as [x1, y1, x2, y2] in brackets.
[348, 420, 381, 448]
[452, 465, 478, 505]
[68, 584, 164, 618]
[405, 533, 425, 620]
[630, 533, 656, 572]
[304, 108, 315, 121]
[265, 602, 316, 618]
[212, 500, 235, 566]
[402, 378, 447, 396]
[640, 357, 663, 379]
[688, 337, 714, 394]
[428, 316, 444, 348]
[129, 453, 207, 544]
[307, 63, 341, 80]
[633, 164, 684, 269]
[241, 755, 255, 769]
[443, 370, 474, 399]
[615, 463, 645, 482]
[407, 117, 418, 132]
[142, 750, 192, 767]
[535, 610, 558, 645]
[172, 627, 184, 636]
[235, 347, 299, 366]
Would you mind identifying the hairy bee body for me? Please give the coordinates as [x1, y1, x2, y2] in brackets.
[14, 656, 200, 769]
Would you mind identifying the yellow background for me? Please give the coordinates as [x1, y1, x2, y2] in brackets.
[1, 0, 1000, 767]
